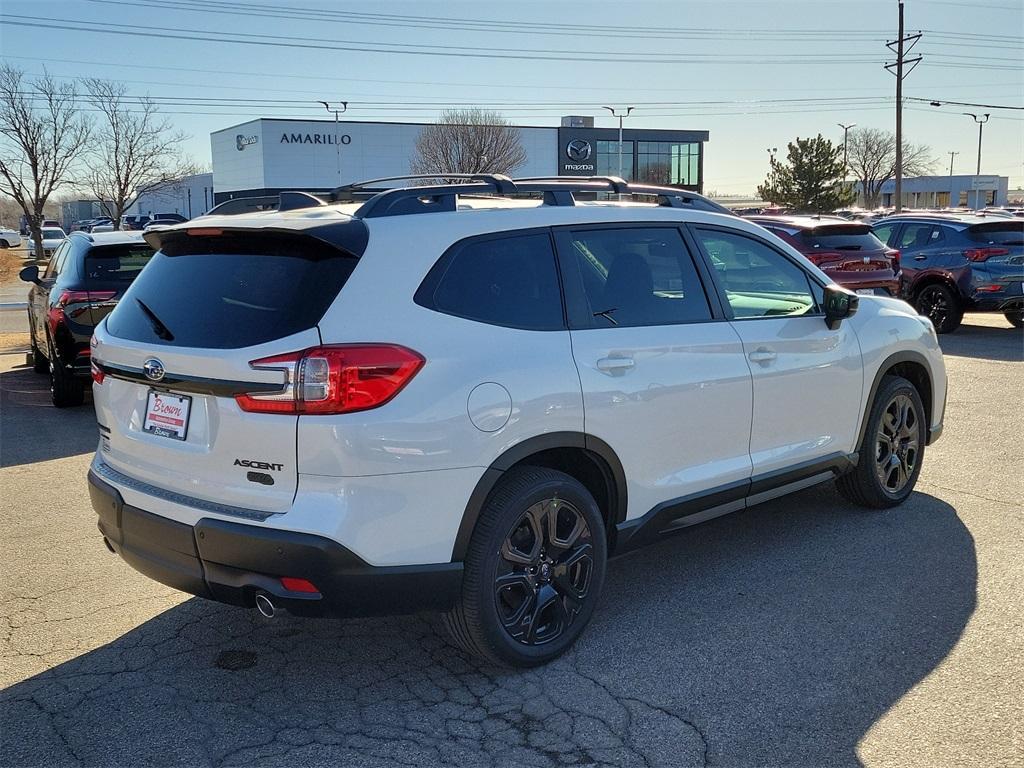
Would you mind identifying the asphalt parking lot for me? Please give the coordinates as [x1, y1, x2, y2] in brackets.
[1, 314, 1021, 767]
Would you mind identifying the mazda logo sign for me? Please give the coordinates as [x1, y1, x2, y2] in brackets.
[142, 358, 166, 382]
[565, 139, 592, 162]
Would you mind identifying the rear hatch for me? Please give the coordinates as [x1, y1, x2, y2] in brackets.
[92, 229, 359, 514]
[799, 225, 896, 274]
[84, 241, 156, 326]
[965, 220, 1024, 295]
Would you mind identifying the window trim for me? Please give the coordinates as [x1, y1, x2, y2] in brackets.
[687, 224, 827, 321]
[413, 226, 568, 332]
[551, 222, 724, 331]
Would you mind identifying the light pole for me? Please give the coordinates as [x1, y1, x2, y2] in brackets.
[964, 112, 989, 209]
[765, 147, 778, 204]
[947, 150, 959, 208]
[319, 100, 348, 183]
[837, 123, 856, 180]
[602, 106, 634, 180]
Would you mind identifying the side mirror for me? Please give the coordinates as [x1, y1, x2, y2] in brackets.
[18, 265, 41, 285]
[823, 284, 859, 330]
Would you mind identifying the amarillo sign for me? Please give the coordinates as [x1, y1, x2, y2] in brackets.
[280, 132, 352, 145]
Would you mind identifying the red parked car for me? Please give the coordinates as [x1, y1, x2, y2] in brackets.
[748, 216, 901, 296]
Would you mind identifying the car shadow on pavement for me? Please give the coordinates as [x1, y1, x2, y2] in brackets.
[0, 484, 975, 767]
[0, 361, 97, 468]
[938, 319, 1023, 362]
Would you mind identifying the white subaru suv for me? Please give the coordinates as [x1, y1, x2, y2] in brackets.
[88, 176, 946, 667]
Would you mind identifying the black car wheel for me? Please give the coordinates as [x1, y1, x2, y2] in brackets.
[445, 466, 607, 667]
[29, 316, 48, 373]
[1005, 310, 1024, 329]
[47, 335, 84, 408]
[914, 283, 963, 334]
[836, 375, 926, 509]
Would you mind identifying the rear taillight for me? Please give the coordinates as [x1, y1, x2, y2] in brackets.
[91, 359, 105, 385]
[236, 344, 424, 415]
[805, 251, 843, 266]
[54, 290, 116, 321]
[964, 247, 1009, 262]
[886, 249, 901, 271]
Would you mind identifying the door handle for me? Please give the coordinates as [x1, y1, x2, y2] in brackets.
[747, 348, 777, 364]
[913, 255, 927, 261]
[596, 356, 635, 373]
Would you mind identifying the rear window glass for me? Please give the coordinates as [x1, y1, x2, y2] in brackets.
[801, 227, 885, 251]
[85, 244, 155, 283]
[415, 231, 563, 331]
[106, 233, 357, 349]
[968, 222, 1024, 246]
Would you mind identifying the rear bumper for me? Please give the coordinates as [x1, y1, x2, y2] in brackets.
[88, 469, 463, 617]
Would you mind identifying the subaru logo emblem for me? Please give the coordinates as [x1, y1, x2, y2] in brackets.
[236, 133, 258, 151]
[142, 358, 165, 382]
[566, 139, 592, 162]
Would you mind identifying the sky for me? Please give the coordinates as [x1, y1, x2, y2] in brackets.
[1, 0, 1021, 195]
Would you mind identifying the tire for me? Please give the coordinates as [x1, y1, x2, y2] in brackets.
[444, 466, 607, 667]
[29, 319, 48, 374]
[0, 239, 9, 249]
[914, 283, 963, 334]
[1005, 310, 1024, 329]
[47, 335, 84, 408]
[836, 375, 926, 509]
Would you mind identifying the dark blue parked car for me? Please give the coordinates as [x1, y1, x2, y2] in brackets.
[872, 214, 1024, 333]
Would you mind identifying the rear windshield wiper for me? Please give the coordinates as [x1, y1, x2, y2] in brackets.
[135, 299, 174, 341]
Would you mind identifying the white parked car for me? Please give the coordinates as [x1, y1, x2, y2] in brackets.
[87, 176, 947, 667]
[27, 227, 67, 257]
[0, 227, 22, 248]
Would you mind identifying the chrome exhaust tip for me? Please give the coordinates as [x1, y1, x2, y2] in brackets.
[254, 592, 276, 619]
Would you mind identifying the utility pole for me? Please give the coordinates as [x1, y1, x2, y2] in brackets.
[947, 150, 959, 208]
[319, 100, 348, 184]
[838, 123, 856, 180]
[603, 106, 634, 181]
[964, 112, 990, 209]
[885, 1, 921, 213]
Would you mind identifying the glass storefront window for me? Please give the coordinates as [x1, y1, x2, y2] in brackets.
[597, 140, 634, 179]
[637, 141, 699, 186]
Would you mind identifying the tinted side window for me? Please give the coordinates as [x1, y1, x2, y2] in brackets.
[44, 242, 70, 279]
[872, 222, 896, 246]
[415, 232, 563, 331]
[563, 227, 711, 328]
[899, 224, 941, 250]
[694, 229, 818, 319]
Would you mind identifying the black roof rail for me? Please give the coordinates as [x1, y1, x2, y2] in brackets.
[347, 176, 735, 219]
[331, 173, 516, 200]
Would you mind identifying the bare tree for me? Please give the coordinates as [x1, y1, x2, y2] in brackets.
[411, 109, 527, 179]
[83, 78, 197, 229]
[846, 127, 934, 208]
[0, 65, 91, 259]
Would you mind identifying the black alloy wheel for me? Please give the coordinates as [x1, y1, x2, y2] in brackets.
[915, 283, 963, 334]
[494, 498, 595, 646]
[47, 334, 84, 408]
[445, 466, 607, 667]
[874, 393, 921, 494]
[836, 374, 926, 509]
[29, 315, 48, 373]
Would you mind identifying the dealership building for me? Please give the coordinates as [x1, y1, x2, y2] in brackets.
[210, 116, 710, 204]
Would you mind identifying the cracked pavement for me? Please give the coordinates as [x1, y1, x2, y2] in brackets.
[2, 314, 1022, 767]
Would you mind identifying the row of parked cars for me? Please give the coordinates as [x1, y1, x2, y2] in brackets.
[71, 213, 189, 233]
[744, 212, 1024, 332]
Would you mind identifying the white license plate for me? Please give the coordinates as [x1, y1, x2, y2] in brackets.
[143, 390, 192, 441]
[856, 289, 876, 295]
